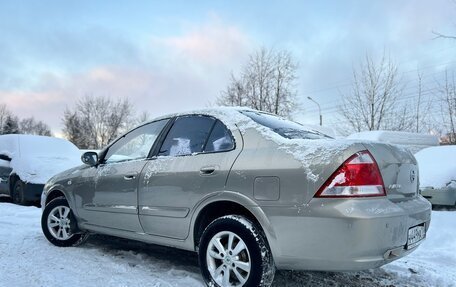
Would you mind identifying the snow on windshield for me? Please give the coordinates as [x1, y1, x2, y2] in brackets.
[18, 135, 80, 157]
[0, 134, 19, 158]
[415, 146, 456, 188]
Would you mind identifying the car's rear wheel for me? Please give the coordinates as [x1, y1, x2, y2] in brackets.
[11, 179, 27, 205]
[198, 215, 275, 287]
[41, 197, 88, 247]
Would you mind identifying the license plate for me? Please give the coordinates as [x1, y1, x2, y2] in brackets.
[407, 224, 426, 250]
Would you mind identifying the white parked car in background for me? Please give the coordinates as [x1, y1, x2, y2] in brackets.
[347, 130, 439, 154]
[0, 134, 81, 205]
[416, 146, 456, 207]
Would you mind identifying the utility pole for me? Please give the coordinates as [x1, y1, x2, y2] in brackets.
[307, 96, 322, 126]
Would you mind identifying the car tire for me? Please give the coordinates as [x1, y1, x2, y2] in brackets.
[11, 179, 27, 205]
[41, 197, 89, 247]
[198, 215, 275, 287]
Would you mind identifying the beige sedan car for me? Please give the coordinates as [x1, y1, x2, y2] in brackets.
[41, 108, 431, 287]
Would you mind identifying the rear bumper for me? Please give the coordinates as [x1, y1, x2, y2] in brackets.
[262, 195, 431, 271]
[420, 187, 456, 206]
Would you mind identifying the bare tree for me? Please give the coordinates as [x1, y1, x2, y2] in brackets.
[411, 70, 434, 134]
[62, 95, 134, 149]
[2, 115, 20, 134]
[62, 110, 88, 148]
[135, 111, 152, 126]
[432, 30, 456, 40]
[217, 47, 298, 118]
[339, 53, 414, 132]
[0, 104, 53, 136]
[19, 117, 52, 136]
[439, 71, 456, 144]
[0, 104, 12, 134]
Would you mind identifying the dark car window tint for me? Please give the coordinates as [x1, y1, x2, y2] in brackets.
[159, 116, 215, 156]
[104, 119, 168, 163]
[204, 120, 234, 152]
[242, 111, 332, 140]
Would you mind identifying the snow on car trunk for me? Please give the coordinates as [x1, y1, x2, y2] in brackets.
[363, 142, 419, 200]
[415, 146, 456, 189]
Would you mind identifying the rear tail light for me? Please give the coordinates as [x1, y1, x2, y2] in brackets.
[315, 150, 386, 198]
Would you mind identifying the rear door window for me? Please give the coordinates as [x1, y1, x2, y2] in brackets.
[159, 116, 215, 156]
[204, 120, 234, 152]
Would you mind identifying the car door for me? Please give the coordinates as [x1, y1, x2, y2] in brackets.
[138, 115, 241, 239]
[75, 119, 168, 232]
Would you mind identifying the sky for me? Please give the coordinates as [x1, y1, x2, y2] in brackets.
[1, 0, 455, 135]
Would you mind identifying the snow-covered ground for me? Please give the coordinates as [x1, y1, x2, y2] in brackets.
[0, 199, 455, 287]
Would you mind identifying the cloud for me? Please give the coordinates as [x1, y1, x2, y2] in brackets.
[0, 17, 252, 133]
[159, 18, 250, 67]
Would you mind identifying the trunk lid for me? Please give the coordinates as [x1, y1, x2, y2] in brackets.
[362, 142, 418, 201]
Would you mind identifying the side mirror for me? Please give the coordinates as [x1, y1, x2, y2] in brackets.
[81, 151, 98, 166]
[0, 154, 11, 161]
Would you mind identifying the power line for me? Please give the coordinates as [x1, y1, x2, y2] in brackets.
[299, 60, 456, 98]
[302, 68, 455, 114]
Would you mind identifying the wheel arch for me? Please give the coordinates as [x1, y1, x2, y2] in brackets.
[45, 189, 67, 206]
[190, 192, 278, 257]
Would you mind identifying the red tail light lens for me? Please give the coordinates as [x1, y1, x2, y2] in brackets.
[315, 150, 386, 198]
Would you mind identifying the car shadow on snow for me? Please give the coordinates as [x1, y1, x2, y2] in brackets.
[432, 205, 456, 211]
[272, 269, 396, 287]
[0, 195, 12, 203]
[82, 234, 402, 287]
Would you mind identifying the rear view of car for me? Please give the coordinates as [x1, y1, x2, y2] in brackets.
[230, 110, 431, 271]
[416, 146, 456, 207]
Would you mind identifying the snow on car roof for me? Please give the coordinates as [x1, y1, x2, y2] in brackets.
[415, 146, 456, 189]
[0, 134, 80, 157]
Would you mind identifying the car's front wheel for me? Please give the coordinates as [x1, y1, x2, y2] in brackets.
[198, 215, 275, 287]
[41, 197, 88, 247]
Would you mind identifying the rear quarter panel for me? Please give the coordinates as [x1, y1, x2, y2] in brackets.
[226, 130, 368, 206]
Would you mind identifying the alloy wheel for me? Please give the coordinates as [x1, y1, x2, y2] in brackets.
[47, 206, 73, 240]
[206, 231, 251, 287]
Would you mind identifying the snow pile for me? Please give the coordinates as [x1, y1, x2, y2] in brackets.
[382, 211, 456, 286]
[0, 134, 82, 184]
[1, 202, 455, 287]
[0, 202, 203, 287]
[415, 146, 456, 188]
[347, 131, 439, 153]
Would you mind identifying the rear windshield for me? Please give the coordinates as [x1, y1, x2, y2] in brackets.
[241, 111, 332, 140]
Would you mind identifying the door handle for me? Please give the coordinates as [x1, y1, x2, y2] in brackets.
[200, 166, 217, 175]
[124, 174, 137, 180]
